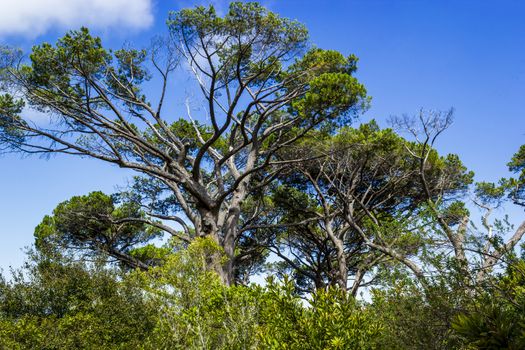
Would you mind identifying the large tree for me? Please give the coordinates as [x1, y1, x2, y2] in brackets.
[256, 111, 525, 295]
[253, 119, 472, 294]
[0, 2, 367, 284]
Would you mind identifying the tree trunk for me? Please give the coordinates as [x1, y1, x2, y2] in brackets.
[195, 186, 247, 286]
[325, 224, 348, 292]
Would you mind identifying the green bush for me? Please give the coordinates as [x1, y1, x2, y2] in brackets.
[0, 257, 156, 349]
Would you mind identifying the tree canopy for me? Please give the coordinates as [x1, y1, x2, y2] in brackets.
[0, 2, 368, 285]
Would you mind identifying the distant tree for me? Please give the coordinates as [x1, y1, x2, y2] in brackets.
[254, 119, 472, 294]
[33, 191, 172, 270]
[255, 110, 525, 296]
[380, 110, 525, 289]
[0, 2, 367, 284]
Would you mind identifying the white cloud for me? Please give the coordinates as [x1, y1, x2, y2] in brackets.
[0, 0, 154, 37]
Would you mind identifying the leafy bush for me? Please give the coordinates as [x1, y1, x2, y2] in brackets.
[0, 256, 156, 349]
[452, 260, 525, 349]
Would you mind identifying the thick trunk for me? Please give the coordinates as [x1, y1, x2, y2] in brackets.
[195, 207, 231, 284]
[196, 186, 247, 286]
[208, 232, 232, 285]
[220, 189, 246, 286]
[325, 224, 348, 292]
[222, 235, 235, 286]
[334, 240, 348, 291]
[221, 180, 250, 285]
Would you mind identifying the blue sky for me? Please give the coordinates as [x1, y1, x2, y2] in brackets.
[1, 0, 524, 271]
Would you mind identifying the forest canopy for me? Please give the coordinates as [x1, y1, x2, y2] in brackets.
[1, 2, 525, 349]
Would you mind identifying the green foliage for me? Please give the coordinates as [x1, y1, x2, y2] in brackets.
[0, 237, 386, 349]
[129, 244, 172, 266]
[264, 120, 474, 293]
[24, 27, 109, 111]
[167, 118, 228, 155]
[475, 182, 506, 204]
[0, 93, 26, 143]
[287, 49, 369, 125]
[508, 145, 525, 175]
[131, 237, 263, 349]
[442, 201, 470, 226]
[368, 267, 479, 350]
[34, 191, 160, 268]
[452, 260, 525, 349]
[132, 238, 382, 349]
[1, 0, 370, 286]
[260, 277, 382, 350]
[474, 145, 525, 207]
[7, 229, 525, 350]
[0, 256, 156, 349]
[169, 2, 367, 131]
[168, 2, 308, 63]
